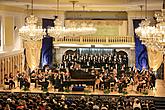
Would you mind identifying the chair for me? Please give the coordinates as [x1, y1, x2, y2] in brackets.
[134, 107, 141, 110]
[142, 107, 148, 110]
[77, 107, 83, 110]
[149, 104, 155, 109]
[149, 107, 156, 110]
[95, 79, 100, 89]
[4, 82, 9, 90]
[68, 107, 75, 110]
[110, 82, 115, 92]
[118, 106, 125, 110]
[30, 77, 36, 83]
[141, 104, 147, 108]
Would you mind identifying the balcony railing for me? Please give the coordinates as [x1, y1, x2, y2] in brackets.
[54, 36, 134, 46]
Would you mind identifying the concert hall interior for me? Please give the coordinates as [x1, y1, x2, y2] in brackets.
[0, 0, 165, 110]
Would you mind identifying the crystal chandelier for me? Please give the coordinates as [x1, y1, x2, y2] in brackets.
[19, 0, 46, 41]
[154, 6, 165, 48]
[48, 0, 96, 38]
[135, 0, 165, 52]
[135, 0, 157, 46]
[135, 18, 162, 50]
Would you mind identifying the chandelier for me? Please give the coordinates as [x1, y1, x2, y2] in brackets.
[135, 0, 156, 45]
[135, 0, 165, 52]
[19, 0, 46, 41]
[154, 7, 165, 50]
[135, 18, 162, 50]
[48, 0, 97, 38]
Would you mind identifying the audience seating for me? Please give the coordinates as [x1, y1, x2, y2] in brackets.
[0, 92, 157, 110]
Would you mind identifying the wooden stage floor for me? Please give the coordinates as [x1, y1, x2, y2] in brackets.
[0, 79, 165, 97]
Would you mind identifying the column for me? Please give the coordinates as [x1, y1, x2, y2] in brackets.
[4, 16, 14, 50]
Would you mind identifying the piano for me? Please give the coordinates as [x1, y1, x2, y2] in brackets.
[64, 69, 96, 91]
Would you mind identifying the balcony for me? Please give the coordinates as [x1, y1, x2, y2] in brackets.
[54, 36, 134, 48]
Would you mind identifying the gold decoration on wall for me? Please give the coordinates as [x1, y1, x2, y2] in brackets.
[65, 20, 127, 36]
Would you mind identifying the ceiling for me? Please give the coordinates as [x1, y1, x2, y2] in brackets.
[0, 0, 163, 12]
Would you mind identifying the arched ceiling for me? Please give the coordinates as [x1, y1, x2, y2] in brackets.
[0, 0, 163, 11]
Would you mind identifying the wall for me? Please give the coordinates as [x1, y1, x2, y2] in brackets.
[0, 6, 25, 84]
[65, 20, 128, 36]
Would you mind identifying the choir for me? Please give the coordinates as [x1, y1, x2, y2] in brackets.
[61, 53, 128, 70]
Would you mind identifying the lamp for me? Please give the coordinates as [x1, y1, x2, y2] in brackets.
[47, 0, 66, 38]
[135, 0, 165, 51]
[64, 1, 97, 37]
[135, 0, 157, 46]
[154, 0, 165, 51]
[48, 0, 97, 38]
[19, 0, 46, 41]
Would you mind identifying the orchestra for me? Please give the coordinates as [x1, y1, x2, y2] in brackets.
[3, 52, 156, 94]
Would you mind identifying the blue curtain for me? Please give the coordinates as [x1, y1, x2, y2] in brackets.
[40, 18, 54, 67]
[41, 37, 53, 67]
[133, 19, 149, 70]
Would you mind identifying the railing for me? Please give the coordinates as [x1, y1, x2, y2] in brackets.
[54, 36, 134, 45]
[0, 51, 24, 84]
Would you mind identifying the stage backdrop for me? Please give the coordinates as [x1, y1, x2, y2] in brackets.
[133, 19, 149, 70]
[40, 18, 54, 67]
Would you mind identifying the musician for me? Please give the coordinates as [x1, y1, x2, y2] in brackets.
[150, 68, 156, 89]
[123, 55, 128, 67]
[113, 55, 118, 66]
[137, 76, 145, 92]
[118, 55, 123, 64]
[31, 72, 38, 88]
[113, 67, 117, 78]
[62, 61, 67, 69]
[16, 71, 21, 87]
[86, 60, 90, 68]
[54, 72, 64, 91]
[134, 71, 139, 85]
[105, 64, 109, 71]
[64, 69, 71, 81]
[99, 74, 104, 90]
[107, 54, 112, 67]
[140, 67, 146, 75]
[131, 64, 136, 73]
[40, 72, 49, 90]
[95, 70, 100, 89]
[19, 73, 25, 89]
[22, 75, 30, 90]
[102, 71, 110, 90]
[9, 73, 15, 89]
[144, 71, 150, 89]
[118, 78, 124, 93]
[121, 64, 126, 74]
[4, 74, 9, 88]
[44, 65, 49, 72]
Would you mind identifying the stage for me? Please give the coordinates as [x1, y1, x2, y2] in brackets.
[0, 79, 164, 97]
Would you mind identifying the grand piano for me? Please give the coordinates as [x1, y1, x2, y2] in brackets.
[63, 69, 96, 91]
